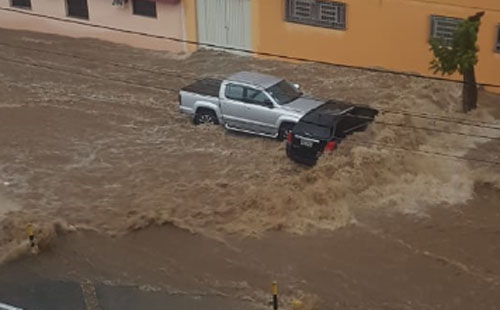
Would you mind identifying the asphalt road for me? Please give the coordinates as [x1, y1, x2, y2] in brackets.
[0, 270, 86, 310]
[0, 269, 257, 310]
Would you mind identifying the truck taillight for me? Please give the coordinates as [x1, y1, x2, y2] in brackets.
[324, 141, 337, 152]
[286, 132, 293, 143]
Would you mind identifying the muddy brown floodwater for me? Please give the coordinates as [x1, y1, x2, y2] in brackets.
[0, 28, 500, 309]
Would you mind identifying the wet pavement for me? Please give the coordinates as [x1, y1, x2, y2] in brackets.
[0, 269, 258, 310]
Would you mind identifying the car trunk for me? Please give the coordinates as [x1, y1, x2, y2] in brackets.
[289, 120, 332, 161]
[289, 134, 327, 159]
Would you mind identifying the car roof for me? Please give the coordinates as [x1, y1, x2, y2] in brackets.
[227, 71, 282, 88]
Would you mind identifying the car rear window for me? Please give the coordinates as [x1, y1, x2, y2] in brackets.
[294, 121, 333, 140]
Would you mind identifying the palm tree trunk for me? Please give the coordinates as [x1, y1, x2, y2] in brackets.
[462, 66, 478, 113]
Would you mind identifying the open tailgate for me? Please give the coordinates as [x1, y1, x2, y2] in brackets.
[335, 105, 379, 138]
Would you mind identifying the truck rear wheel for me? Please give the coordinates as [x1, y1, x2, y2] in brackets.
[194, 109, 219, 125]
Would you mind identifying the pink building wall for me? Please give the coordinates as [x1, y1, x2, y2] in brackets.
[0, 0, 187, 52]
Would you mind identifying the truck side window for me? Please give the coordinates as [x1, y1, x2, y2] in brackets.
[225, 84, 245, 101]
[245, 88, 270, 106]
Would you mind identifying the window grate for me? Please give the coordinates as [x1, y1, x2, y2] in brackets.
[286, 0, 346, 30]
[11, 0, 31, 9]
[291, 0, 312, 19]
[430, 15, 462, 46]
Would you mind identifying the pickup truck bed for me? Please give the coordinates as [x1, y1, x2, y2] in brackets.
[181, 78, 222, 98]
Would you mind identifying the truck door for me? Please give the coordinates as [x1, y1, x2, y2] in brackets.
[242, 87, 281, 135]
[220, 83, 249, 130]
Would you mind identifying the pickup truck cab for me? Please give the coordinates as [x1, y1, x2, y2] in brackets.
[179, 71, 325, 139]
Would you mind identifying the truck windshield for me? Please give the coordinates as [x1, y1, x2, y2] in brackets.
[266, 80, 302, 105]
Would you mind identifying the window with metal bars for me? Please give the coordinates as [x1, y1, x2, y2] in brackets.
[286, 0, 346, 30]
[66, 0, 89, 19]
[11, 0, 31, 9]
[496, 25, 500, 53]
[430, 15, 462, 46]
[133, 0, 157, 18]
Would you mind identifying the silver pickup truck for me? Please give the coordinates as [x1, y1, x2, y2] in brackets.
[179, 71, 326, 139]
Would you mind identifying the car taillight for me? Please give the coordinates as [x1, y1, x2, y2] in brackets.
[286, 132, 293, 143]
[324, 141, 337, 152]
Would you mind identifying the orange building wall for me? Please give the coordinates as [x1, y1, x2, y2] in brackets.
[183, 0, 199, 53]
[252, 0, 500, 91]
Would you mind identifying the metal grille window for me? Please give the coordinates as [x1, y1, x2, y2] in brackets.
[286, 0, 346, 30]
[66, 0, 89, 19]
[133, 0, 157, 18]
[496, 25, 500, 53]
[430, 15, 462, 46]
[11, 0, 31, 9]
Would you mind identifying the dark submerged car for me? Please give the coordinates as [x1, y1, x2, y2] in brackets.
[286, 101, 378, 166]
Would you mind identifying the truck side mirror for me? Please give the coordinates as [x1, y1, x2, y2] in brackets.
[265, 100, 274, 108]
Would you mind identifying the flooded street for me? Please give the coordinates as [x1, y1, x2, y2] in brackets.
[0, 28, 500, 309]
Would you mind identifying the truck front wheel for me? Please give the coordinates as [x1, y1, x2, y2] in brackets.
[194, 109, 219, 125]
